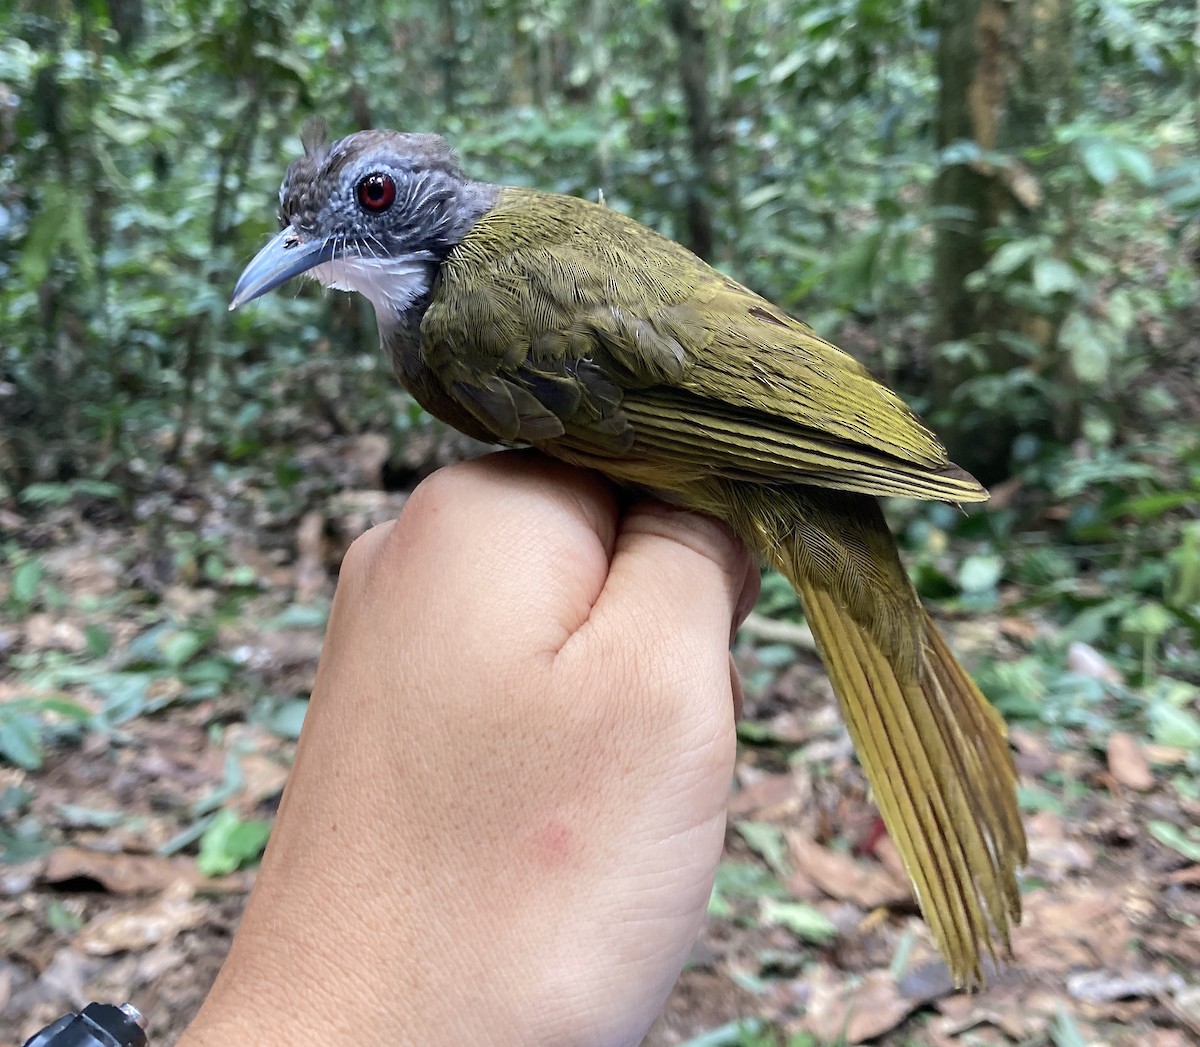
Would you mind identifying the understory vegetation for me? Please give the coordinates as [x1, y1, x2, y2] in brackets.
[2, 1, 1198, 1044]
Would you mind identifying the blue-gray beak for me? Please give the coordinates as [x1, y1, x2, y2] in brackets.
[229, 229, 337, 310]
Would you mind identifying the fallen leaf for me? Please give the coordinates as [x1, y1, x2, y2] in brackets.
[293, 509, 328, 602]
[232, 752, 290, 809]
[1166, 864, 1200, 886]
[1068, 641, 1123, 683]
[327, 490, 409, 549]
[999, 614, 1038, 643]
[729, 768, 805, 819]
[349, 433, 391, 489]
[1147, 1030, 1199, 1047]
[896, 961, 957, 1004]
[760, 897, 837, 944]
[34, 946, 100, 1004]
[1010, 725, 1059, 777]
[41, 542, 124, 598]
[23, 613, 87, 653]
[42, 847, 245, 895]
[872, 833, 910, 885]
[1172, 984, 1200, 1037]
[1014, 885, 1132, 970]
[801, 965, 918, 1044]
[933, 983, 1059, 1040]
[135, 940, 187, 982]
[76, 882, 207, 955]
[1142, 744, 1191, 766]
[786, 831, 912, 909]
[1066, 968, 1184, 1003]
[1026, 810, 1094, 881]
[1107, 731, 1154, 791]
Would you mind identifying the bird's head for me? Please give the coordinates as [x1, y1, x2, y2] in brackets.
[230, 122, 494, 324]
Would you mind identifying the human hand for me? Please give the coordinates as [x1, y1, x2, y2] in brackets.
[178, 452, 757, 1046]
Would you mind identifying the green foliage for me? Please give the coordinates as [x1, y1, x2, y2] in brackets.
[197, 808, 272, 875]
[735, 820, 791, 878]
[760, 898, 838, 944]
[0, 695, 91, 770]
[678, 1021, 826, 1047]
[2, 0, 1194, 502]
[1, 0, 1196, 925]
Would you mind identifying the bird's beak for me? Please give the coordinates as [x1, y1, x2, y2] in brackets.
[229, 229, 337, 310]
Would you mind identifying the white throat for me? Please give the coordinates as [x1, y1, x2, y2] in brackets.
[310, 254, 432, 325]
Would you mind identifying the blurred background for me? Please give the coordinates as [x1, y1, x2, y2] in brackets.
[1, 1, 1198, 1044]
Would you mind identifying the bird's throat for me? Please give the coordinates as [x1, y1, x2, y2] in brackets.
[310, 253, 434, 330]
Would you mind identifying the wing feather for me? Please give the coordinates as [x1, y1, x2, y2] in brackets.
[421, 187, 985, 502]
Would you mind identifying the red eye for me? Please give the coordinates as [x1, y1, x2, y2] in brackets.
[357, 172, 396, 213]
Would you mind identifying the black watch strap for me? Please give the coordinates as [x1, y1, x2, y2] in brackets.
[21, 1002, 147, 1047]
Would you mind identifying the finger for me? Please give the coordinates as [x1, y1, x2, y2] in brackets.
[593, 502, 755, 651]
[377, 452, 622, 650]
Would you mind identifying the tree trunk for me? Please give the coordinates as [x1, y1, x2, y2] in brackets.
[664, 0, 717, 260]
[931, 0, 1073, 482]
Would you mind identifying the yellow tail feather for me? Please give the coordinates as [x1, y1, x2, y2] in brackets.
[717, 482, 1026, 987]
[798, 584, 1024, 984]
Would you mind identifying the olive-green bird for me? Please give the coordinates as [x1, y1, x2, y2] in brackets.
[232, 124, 1025, 986]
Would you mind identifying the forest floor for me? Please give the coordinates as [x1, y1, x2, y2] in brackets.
[1, 428, 1198, 1047]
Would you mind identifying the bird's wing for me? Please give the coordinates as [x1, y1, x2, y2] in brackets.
[420, 188, 985, 503]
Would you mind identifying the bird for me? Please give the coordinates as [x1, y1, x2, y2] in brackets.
[231, 121, 1026, 987]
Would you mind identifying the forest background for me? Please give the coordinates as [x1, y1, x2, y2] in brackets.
[1, 1, 1199, 1044]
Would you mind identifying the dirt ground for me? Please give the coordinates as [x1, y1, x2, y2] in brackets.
[2, 437, 1198, 1046]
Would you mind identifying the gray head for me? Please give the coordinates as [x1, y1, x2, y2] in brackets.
[230, 123, 496, 324]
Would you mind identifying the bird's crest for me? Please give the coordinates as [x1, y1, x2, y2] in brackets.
[300, 117, 330, 160]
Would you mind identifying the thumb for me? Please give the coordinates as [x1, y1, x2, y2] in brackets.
[597, 502, 758, 647]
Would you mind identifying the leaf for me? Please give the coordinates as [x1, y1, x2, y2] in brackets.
[676, 1020, 766, 1047]
[1119, 490, 1200, 520]
[0, 712, 44, 770]
[1146, 821, 1200, 863]
[957, 553, 1003, 594]
[267, 697, 309, 740]
[734, 820, 790, 877]
[10, 559, 42, 607]
[1121, 601, 1174, 639]
[1114, 143, 1154, 186]
[197, 809, 272, 876]
[1148, 701, 1200, 751]
[760, 898, 837, 944]
[37, 697, 92, 722]
[85, 624, 112, 658]
[741, 184, 785, 211]
[711, 860, 787, 911]
[0, 825, 55, 864]
[1058, 311, 1109, 384]
[61, 193, 97, 282]
[768, 50, 806, 84]
[1032, 257, 1079, 297]
[1081, 139, 1120, 185]
[87, 671, 155, 723]
[1051, 1005, 1090, 1047]
[988, 238, 1041, 276]
[19, 483, 73, 508]
[18, 194, 70, 286]
[159, 629, 205, 668]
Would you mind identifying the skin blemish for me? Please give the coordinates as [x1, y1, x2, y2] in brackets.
[533, 819, 575, 868]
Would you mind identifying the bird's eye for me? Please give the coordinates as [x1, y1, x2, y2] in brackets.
[357, 172, 396, 213]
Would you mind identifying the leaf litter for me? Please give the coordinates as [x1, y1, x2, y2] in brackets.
[1, 429, 1198, 1046]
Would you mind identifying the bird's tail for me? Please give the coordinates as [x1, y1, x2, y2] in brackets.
[720, 482, 1026, 987]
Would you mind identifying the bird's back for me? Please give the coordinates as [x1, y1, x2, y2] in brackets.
[418, 187, 987, 504]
